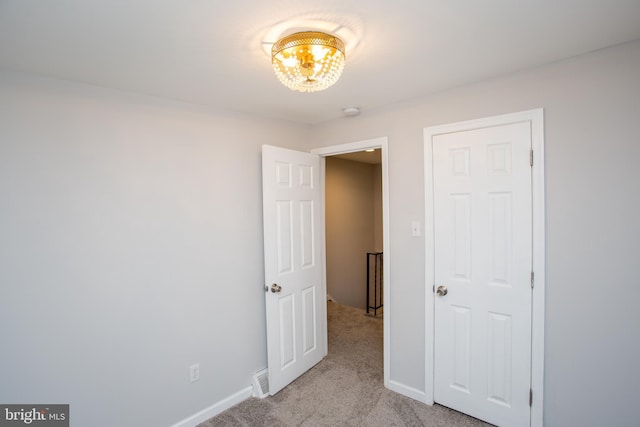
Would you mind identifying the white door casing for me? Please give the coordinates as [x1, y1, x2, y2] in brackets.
[262, 145, 325, 395]
[433, 122, 532, 426]
[424, 109, 545, 427]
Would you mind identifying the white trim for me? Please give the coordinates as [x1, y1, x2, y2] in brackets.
[388, 380, 428, 403]
[171, 386, 253, 427]
[312, 137, 387, 157]
[311, 137, 391, 389]
[423, 109, 545, 426]
[424, 132, 436, 405]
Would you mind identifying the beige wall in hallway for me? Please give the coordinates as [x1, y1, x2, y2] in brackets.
[373, 164, 383, 252]
[326, 157, 382, 309]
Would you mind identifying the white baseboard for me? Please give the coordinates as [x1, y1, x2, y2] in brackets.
[388, 380, 430, 405]
[171, 385, 253, 427]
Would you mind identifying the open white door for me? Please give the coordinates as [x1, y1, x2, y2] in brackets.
[433, 122, 532, 426]
[262, 145, 325, 395]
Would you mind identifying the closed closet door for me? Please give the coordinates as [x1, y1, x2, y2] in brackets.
[433, 122, 533, 426]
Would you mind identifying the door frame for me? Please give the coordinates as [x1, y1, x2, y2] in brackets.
[423, 109, 545, 427]
[311, 137, 390, 387]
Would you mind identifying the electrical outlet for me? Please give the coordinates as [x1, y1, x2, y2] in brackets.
[189, 363, 200, 383]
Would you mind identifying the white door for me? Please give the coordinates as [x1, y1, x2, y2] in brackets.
[433, 122, 532, 426]
[262, 145, 326, 395]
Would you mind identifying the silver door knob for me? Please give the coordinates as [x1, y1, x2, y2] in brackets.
[270, 283, 282, 293]
[436, 285, 448, 297]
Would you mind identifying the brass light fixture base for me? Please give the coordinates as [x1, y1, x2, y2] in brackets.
[271, 31, 346, 93]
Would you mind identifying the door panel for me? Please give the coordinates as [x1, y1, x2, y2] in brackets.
[433, 122, 532, 426]
[451, 304, 471, 393]
[300, 200, 315, 268]
[489, 193, 512, 285]
[452, 194, 471, 279]
[487, 312, 512, 407]
[276, 200, 293, 274]
[279, 294, 296, 369]
[302, 286, 317, 354]
[263, 145, 325, 395]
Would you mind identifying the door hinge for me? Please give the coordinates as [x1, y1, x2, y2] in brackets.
[530, 149, 534, 167]
[529, 389, 533, 407]
[531, 271, 535, 289]
[433, 284, 435, 293]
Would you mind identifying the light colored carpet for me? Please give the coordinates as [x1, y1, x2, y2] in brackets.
[200, 301, 492, 426]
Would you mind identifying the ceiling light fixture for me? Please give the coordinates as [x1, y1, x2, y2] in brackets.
[271, 31, 345, 93]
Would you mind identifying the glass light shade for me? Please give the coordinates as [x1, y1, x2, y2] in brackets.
[271, 31, 346, 93]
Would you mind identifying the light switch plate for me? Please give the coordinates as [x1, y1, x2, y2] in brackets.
[190, 363, 200, 382]
[411, 221, 421, 237]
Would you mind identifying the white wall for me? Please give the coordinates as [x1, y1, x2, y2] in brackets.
[0, 71, 309, 427]
[309, 40, 640, 426]
[325, 157, 380, 309]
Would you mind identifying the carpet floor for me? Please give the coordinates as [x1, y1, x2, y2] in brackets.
[199, 301, 492, 426]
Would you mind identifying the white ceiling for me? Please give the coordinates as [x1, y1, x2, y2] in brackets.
[1, 0, 639, 125]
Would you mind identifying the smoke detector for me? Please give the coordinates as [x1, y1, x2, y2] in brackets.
[342, 106, 360, 117]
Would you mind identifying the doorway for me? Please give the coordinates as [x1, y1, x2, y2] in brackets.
[325, 150, 383, 312]
[312, 137, 391, 387]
